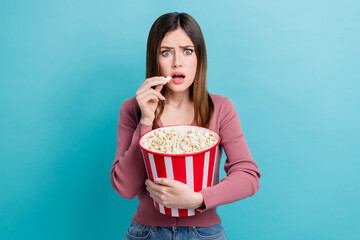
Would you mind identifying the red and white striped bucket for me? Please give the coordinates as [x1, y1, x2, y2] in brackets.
[139, 125, 221, 217]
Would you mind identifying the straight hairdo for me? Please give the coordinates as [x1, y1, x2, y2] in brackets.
[146, 12, 214, 129]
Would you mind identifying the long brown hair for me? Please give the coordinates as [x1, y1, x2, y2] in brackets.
[146, 12, 214, 129]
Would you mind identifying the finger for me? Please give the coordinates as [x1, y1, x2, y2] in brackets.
[146, 186, 157, 196]
[149, 191, 163, 205]
[146, 179, 158, 189]
[146, 78, 168, 93]
[141, 91, 164, 104]
[138, 89, 165, 102]
[139, 76, 163, 88]
[147, 186, 170, 207]
[137, 93, 159, 106]
[137, 80, 167, 95]
[150, 183, 172, 197]
[149, 88, 166, 100]
[146, 185, 163, 203]
[137, 77, 168, 95]
[146, 186, 156, 199]
[146, 179, 165, 193]
[156, 178, 176, 187]
[154, 82, 165, 93]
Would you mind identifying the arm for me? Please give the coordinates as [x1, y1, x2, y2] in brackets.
[197, 97, 261, 212]
[110, 98, 153, 199]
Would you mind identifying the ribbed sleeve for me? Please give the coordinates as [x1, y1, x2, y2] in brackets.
[197, 97, 261, 212]
[110, 98, 152, 199]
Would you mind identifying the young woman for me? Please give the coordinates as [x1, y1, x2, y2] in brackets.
[111, 12, 261, 240]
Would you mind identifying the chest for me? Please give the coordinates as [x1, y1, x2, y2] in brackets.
[159, 104, 194, 126]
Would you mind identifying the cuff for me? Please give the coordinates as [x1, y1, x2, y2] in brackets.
[195, 188, 213, 213]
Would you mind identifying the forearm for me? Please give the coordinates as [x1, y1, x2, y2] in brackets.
[111, 123, 152, 199]
[199, 170, 260, 211]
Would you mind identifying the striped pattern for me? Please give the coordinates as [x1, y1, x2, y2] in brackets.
[141, 145, 220, 217]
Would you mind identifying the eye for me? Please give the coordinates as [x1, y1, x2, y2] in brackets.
[184, 49, 193, 55]
[161, 50, 172, 57]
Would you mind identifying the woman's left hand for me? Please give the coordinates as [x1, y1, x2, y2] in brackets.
[145, 178, 204, 209]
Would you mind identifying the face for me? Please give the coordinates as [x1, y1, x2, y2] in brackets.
[158, 28, 198, 93]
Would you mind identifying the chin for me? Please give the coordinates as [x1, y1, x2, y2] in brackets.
[166, 84, 191, 93]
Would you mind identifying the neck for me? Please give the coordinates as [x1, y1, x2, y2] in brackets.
[164, 88, 192, 108]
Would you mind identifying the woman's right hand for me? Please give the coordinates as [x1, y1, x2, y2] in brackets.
[136, 76, 168, 125]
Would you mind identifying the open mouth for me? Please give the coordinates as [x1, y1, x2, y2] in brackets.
[172, 74, 185, 79]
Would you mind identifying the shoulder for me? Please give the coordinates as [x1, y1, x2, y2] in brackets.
[121, 96, 139, 111]
[209, 93, 238, 129]
[209, 92, 235, 111]
[209, 92, 225, 102]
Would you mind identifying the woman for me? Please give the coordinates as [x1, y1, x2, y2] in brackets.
[111, 12, 261, 240]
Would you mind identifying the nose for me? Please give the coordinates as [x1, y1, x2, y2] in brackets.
[172, 52, 182, 68]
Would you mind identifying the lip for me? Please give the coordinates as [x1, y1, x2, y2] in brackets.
[171, 71, 186, 84]
[171, 71, 186, 78]
[172, 78, 185, 84]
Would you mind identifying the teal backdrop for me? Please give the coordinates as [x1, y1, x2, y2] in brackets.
[1, 0, 359, 239]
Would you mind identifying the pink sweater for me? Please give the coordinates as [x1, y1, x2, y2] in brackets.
[110, 93, 261, 227]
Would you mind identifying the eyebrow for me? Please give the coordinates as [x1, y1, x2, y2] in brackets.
[160, 45, 195, 49]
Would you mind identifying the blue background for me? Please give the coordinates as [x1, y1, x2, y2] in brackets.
[1, 0, 359, 239]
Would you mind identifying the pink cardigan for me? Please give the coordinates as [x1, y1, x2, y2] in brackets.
[110, 93, 261, 227]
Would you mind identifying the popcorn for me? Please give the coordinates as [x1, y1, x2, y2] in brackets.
[165, 76, 171, 82]
[162, 76, 171, 83]
[140, 127, 218, 154]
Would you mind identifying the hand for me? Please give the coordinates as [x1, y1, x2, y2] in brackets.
[145, 178, 205, 209]
[136, 76, 168, 125]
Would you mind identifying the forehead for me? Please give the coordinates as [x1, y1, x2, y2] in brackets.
[160, 28, 194, 46]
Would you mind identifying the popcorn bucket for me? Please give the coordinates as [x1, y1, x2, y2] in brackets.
[139, 125, 221, 217]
